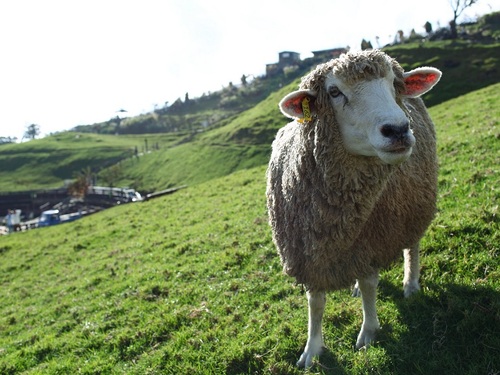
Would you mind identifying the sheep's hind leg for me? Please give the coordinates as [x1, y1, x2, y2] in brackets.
[297, 290, 326, 368]
[352, 280, 361, 297]
[355, 271, 380, 349]
[403, 243, 420, 298]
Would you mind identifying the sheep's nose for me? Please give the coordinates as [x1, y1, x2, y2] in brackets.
[380, 122, 410, 140]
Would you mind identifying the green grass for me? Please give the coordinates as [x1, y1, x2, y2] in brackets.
[118, 142, 271, 192]
[0, 83, 499, 373]
[0, 132, 187, 192]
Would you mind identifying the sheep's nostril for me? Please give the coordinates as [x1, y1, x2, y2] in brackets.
[380, 123, 410, 140]
[380, 125, 396, 138]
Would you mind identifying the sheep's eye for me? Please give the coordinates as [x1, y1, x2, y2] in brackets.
[329, 86, 342, 98]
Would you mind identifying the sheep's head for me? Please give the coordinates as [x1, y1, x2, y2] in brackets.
[279, 50, 441, 165]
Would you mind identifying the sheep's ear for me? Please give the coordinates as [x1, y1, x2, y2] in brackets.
[403, 67, 442, 97]
[279, 90, 317, 121]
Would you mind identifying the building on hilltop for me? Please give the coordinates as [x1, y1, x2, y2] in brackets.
[265, 47, 349, 77]
[266, 51, 301, 77]
[311, 47, 349, 60]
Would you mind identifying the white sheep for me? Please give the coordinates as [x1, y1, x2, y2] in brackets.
[266, 50, 441, 368]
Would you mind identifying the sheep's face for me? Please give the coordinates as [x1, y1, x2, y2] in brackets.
[280, 62, 441, 165]
[324, 69, 414, 165]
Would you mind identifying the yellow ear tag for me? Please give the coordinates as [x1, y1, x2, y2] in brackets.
[298, 97, 312, 123]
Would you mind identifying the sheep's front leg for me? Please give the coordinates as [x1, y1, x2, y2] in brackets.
[403, 244, 420, 297]
[297, 290, 326, 368]
[355, 272, 380, 349]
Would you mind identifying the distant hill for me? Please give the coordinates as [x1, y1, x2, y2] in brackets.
[0, 132, 186, 192]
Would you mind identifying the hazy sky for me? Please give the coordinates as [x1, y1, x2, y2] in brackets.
[1, 0, 498, 141]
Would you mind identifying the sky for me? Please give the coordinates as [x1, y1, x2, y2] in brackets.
[1, 0, 498, 141]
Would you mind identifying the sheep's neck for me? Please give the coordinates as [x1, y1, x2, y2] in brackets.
[306, 120, 394, 252]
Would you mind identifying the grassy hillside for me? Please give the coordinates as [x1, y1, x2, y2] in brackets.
[0, 83, 498, 374]
[116, 84, 293, 192]
[384, 40, 500, 107]
[0, 132, 186, 192]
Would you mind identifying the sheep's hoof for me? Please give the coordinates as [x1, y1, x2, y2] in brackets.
[352, 281, 361, 297]
[297, 345, 323, 368]
[403, 280, 420, 298]
[355, 327, 378, 350]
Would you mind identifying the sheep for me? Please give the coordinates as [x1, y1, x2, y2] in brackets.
[266, 50, 441, 368]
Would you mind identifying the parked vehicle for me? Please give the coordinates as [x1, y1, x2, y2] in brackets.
[38, 209, 82, 227]
[87, 186, 142, 203]
[4, 209, 21, 232]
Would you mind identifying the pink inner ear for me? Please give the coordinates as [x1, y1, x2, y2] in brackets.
[284, 95, 306, 115]
[405, 73, 439, 95]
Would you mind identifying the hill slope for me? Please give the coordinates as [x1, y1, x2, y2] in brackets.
[0, 83, 498, 374]
[116, 84, 293, 191]
[0, 132, 186, 192]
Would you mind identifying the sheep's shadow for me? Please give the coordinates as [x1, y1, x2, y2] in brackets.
[373, 278, 499, 373]
[310, 279, 499, 373]
[314, 349, 349, 375]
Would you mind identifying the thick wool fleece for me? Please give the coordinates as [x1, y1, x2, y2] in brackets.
[266, 52, 438, 291]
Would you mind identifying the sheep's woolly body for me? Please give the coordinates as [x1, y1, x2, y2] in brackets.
[266, 51, 438, 291]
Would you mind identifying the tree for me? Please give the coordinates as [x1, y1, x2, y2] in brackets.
[397, 30, 405, 44]
[24, 124, 40, 140]
[424, 21, 433, 34]
[409, 29, 424, 41]
[449, 0, 479, 39]
[113, 116, 121, 134]
[361, 39, 373, 50]
[68, 167, 94, 197]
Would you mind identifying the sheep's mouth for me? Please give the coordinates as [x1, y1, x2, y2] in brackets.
[385, 146, 410, 154]
[376, 145, 413, 165]
[379, 144, 412, 154]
